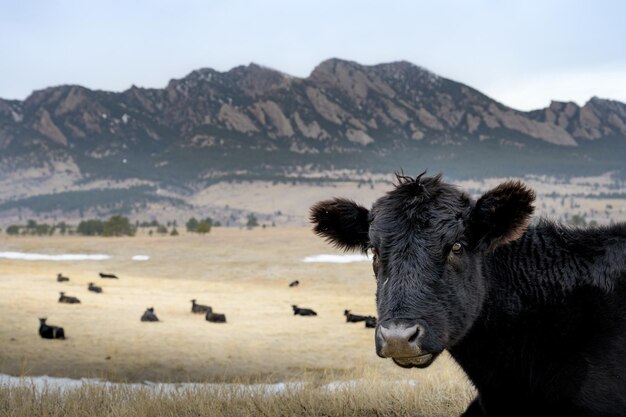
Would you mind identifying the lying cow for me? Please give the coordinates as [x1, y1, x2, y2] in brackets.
[191, 299, 212, 314]
[56, 273, 69, 282]
[205, 311, 226, 323]
[38, 318, 65, 339]
[140, 307, 159, 322]
[310, 173, 626, 416]
[364, 316, 377, 328]
[344, 309, 369, 323]
[99, 272, 118, 279]
[292, 305, 317, 316]
[58, 292, 81, 304]
[88, 282, 103, 293]
[289, 280, 300, 287]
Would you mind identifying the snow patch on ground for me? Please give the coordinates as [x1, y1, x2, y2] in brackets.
[0, 252, 111, 261]
[302, 254, 370, 263]
[131, 255, 150, 261]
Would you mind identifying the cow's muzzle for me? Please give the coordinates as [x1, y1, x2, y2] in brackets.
[376, 319, 438, 368]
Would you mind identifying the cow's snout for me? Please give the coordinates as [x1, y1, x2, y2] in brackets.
[376, 320, 422, 358]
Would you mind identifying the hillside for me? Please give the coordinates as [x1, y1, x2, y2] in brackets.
[1, 58, 625, 223]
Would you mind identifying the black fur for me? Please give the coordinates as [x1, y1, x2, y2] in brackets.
[292, 305, 317, 316]
[205, 311, 226, 323]
[99, 272, 118, 279]
[289, 280, 300, 287]
[191, 299, 212, 314]
[344, 309, 369, 323]
[56, 273, 69, 282]
[88, 282, 103, 293]
[141, 307, 159, 322]
[310, 173, 626, 416]
[38, 318, 65, 339]
[58, 292, 81, 304]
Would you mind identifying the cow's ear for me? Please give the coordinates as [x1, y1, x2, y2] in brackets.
[310, 198, 370, 251]
[469, 181, 535, 251]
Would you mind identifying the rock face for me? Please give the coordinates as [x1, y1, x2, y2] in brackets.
[0, 58, 625, 186]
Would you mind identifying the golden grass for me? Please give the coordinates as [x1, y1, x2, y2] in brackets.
[0, 368, 474, 417]
[0, 228, 475, 415]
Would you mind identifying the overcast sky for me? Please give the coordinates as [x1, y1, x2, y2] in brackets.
[1, 0, 625, 110]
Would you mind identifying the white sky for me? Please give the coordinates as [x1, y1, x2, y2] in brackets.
[1, 0, 625, 110]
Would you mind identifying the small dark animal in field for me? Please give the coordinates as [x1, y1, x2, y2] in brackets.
[364, 316, 377, 328]
[141, 307, 159, 322]
[88, 282, 103, 293]
[99, 272, 118, 279]
[38, 318, 65, 339]
[205, 311, 226, 323]
[191, 299, 212, 314]
[58, 292, 80, 304]
[292, 305, 317, 316]
[289, 280, 300, 287]
[310, 172, 626, 416]
[344, 310, 369, 323]
[56, 273, 69, 282]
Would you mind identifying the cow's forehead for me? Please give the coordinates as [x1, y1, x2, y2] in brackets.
[369, 179, 472, 244]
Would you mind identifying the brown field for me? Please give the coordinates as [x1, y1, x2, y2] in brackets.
[0, 228, 474, 416]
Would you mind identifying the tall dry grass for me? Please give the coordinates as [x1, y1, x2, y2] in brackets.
[0, 369, 475, 417]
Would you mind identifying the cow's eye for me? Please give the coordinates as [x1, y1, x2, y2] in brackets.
[451, 242, 463, 254]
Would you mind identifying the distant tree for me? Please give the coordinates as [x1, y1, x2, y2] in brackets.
[157, 225, 168, 234]
[186, 217, 199, 232]
[103, 215, 135, 237]
[77, 220, 105, 236]
[170, 228, 179, 236]
[213, 221, 222, 227]
[203, 217, 213, 227]
[6, 225, 20, 235]
[246, 213, 259, 229]
[196, 221, 211, 234]
[27, 219, 37, 229]
[569, 214, 587, 227]
[149, 230, 153, 236]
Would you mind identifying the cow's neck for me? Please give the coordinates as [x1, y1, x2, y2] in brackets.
[483, 222, 626, 313]
[450, 222, 626, 387]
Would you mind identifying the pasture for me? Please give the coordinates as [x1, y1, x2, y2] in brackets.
[0, 228, 474, 416]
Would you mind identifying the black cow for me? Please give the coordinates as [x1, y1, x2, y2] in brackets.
[141, 307, 159, 322]
[88, 282, 103, 293]
[38, 318, 65, 339]
[58, 292, 81, 304]
[56, 273, 69, 282]
[344, 309, 369, 323]
[191, 299, 212, 314]
[205, 311, 226, 323]
[292, 305, 317, 316]
[99, 272, 118, 279]
[289, 280, 300, 287]
[310, 173, 626, 416]
[364, 316, 377, 328]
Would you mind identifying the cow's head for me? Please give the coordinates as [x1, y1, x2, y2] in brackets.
[310, 174, 534, 368]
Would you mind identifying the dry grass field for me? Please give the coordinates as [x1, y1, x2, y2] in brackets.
[0, 228, 475, 416]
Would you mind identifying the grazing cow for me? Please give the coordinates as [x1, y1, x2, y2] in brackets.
[88, 282, 103, 293]
[289, 280, 300, 287]
[38, 318, 65, 339]
[58, 292, 81, 304]
[99, 272, 118, 279]
[364, 316, 377, 328]
[292, 305, 317, 316]
[310, 173, 626, 416]
[141, 307, 159, 322]
[205, 311, 226, 323]
[191, 299, 212, 314]
[56, 273, 69, 282]
[344, 309, 369, 323]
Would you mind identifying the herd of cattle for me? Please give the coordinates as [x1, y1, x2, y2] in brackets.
[38, 275, 376, 339]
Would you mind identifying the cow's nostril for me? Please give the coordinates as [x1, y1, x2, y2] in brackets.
[407, 327, 419, 344]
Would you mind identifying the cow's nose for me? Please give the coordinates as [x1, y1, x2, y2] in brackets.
[376, 321, 422, 358]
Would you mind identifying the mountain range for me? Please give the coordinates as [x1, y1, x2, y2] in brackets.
[0, 58, 625, 222]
